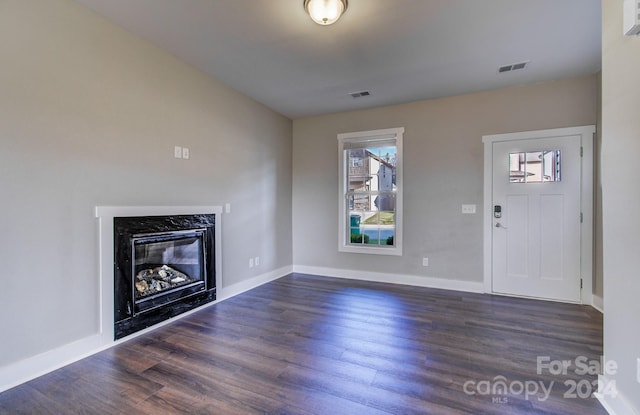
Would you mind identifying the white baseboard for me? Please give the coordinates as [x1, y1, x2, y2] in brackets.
[220, 266, 293, 299]
[0, 266, 292, 394]
[292, 265, 484, 293]
[0, 334, 104, 393]
[592, 294, 604, 313]
[595, 375, 639, 415]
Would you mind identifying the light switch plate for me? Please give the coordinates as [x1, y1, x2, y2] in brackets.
[174, 146, 182, 159]
[624, 0, 640, 35]
[461, 204, 476, 214]
[182, 147, 190, 159]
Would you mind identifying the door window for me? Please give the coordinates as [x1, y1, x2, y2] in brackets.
[509, 150, 561, 183]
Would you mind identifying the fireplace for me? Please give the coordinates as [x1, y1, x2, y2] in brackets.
[113, 214, 216, 339]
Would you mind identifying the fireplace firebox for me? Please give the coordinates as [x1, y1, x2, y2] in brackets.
[114, 214, 216, 339]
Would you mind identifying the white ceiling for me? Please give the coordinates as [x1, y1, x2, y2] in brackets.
[73, 0, 601, 119]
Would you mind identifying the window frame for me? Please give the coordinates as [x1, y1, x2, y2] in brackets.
[337, 127, 404, 256]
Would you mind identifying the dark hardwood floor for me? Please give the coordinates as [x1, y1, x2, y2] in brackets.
[0, 273, 606, 414]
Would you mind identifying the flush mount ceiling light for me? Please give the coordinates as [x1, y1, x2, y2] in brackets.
[304, 0, 348, 25]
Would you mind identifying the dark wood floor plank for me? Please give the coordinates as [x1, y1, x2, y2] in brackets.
[0, 384, 69, 415]
[278, 362, 471, 415]
[0, 273, 606, 414]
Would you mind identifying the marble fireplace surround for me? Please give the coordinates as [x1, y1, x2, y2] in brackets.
[96, 206, 223, 344]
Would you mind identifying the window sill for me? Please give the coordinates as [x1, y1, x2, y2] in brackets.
[339, 245, 402, 256]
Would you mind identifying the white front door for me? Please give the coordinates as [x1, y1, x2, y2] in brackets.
[490, 132, 583, 302]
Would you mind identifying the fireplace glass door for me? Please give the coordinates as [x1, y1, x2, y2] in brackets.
[132, 229, 207, 314]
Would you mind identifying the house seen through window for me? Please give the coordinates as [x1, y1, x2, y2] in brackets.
[338, 127, 403, 256]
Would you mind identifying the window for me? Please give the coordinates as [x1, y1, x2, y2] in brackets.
[338, 127, 403, 255]
[509, 150, 561, 183]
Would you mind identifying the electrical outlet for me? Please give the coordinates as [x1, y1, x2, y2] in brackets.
[249, 258, 254, 268]
[182, 147, 190, 159]
[422, 257, 429, 267]
[255, 256, 260, 266]
[174, 146, 182, 159]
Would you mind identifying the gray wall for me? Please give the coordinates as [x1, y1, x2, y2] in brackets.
[292, 76, 598, 283]
[602, 0, 640, 411]
[0, 0, 292, 366]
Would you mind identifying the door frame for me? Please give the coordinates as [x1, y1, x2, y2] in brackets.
[482, 125, 595, 304]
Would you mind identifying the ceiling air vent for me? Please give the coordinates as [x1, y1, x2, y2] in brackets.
[498, 61, 529, 73]
[349, 90, 371, 98]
